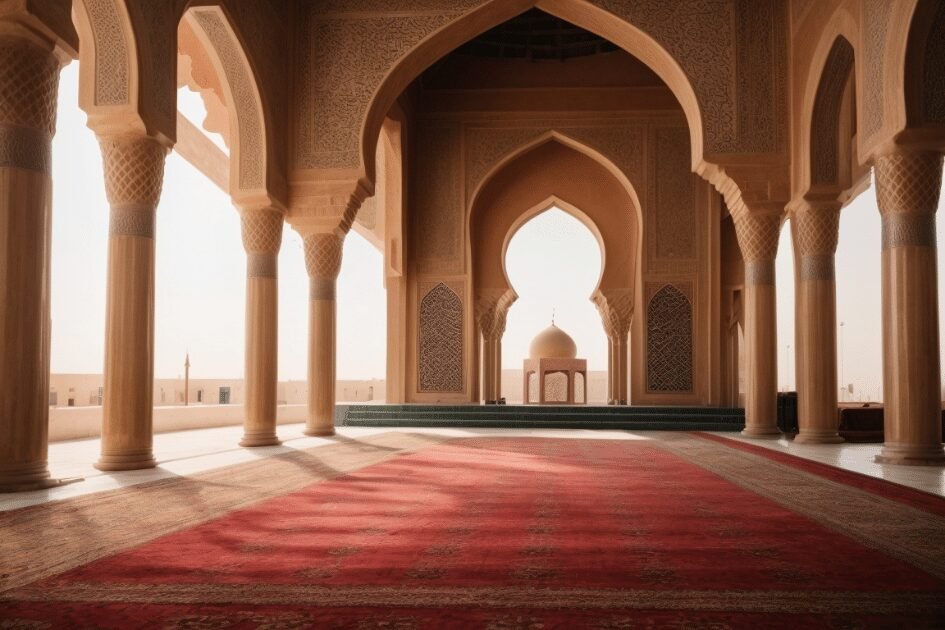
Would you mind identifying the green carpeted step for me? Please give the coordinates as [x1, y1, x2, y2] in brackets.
[336, 404, 746, 431]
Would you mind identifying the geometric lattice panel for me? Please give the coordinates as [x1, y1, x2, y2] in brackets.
[544, 372, 568, 403]
[646, 284, 693, 392]
[418, 283, 464, 392]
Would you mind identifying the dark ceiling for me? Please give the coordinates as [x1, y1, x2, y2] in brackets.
[456, 9, 619, 61]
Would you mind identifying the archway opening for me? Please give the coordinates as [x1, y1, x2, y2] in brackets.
[504, 207, 604, 403]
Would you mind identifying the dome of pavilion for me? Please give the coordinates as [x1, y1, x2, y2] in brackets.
[529, 323, 578, 359]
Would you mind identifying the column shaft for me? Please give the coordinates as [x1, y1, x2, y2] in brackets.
[606, 338, 614, 404]
[494, 338, 502, 402]
[875, 150, 944, 465]
[0, 36, 60, 490]
[97, 135, 166, 471]
[481, 335, 495, 403]
[743, 263, 780, 436]
[304, 233, 343, 436]
[793, 205, 842, 443]
[240, 208, 282, 446]
[733, 210, 783, 438]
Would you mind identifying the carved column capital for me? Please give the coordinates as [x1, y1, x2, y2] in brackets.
[0, 36, 60, 174]
[792, 201, 841, 281]
[475, 289, 516, 341]
[304, 232, 344, 300]
[875, 150, 943, 250]
[733, 210, 783, 285]
[593, 289, 634, 339]
[100, 135, 168, 239]
[240, 207, 283, 279]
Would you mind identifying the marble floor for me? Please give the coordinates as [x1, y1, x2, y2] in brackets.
[1, 424, 943, 512]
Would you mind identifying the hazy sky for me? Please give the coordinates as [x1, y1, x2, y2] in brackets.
[49, 63, 945, 401]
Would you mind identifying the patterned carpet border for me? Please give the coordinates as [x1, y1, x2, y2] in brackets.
[4, 583, 945, 615]
[693, 432, 945, 516]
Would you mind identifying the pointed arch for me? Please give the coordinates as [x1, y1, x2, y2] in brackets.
[360, 0, 705, 188]
[469, 136, 640, 300]
[794, 5, 860, 196]
[809, 37, 856, 189]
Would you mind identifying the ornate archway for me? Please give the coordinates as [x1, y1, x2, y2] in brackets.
[469, 137, 640, 405]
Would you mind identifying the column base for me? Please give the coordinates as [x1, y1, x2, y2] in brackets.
[95, 451, 158, 471]
[741, 426, 783, 439]
[304, 426, 336, 437]
[240, 432, 281, 447]
[875, 442, 945, 466]
[794, 431, 845, 444]
[0, 462, 74, 493]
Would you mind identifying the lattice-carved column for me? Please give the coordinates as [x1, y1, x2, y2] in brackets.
[874, 150, 945, 465]
[791, 200, 843, 443]
[96, 134, 168, 471]
[593, 289, 633, 405]
[0, 34, 64, 491]
[303, 232, 344, 436]
[239, 206, 284, 446]
[476, 289, 516, 404]
[732, 208, 783, 438]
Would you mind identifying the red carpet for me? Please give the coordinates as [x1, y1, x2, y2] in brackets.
[2, 436, 944, 628]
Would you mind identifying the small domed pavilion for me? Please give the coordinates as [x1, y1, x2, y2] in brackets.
[523, 323, 587, 405]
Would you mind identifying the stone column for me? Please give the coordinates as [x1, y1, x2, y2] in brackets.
[96, 135, 167, 471]
[606, 339, 614, 404]
[303, 232, 343, 436]
[0, 35, 62, 491]
[480, 335, 503, 403]
[733, 209, 782, 438]
[792, 200, 843, 443]
[239, 206, 283, 446]
[874, 150, 945, 465]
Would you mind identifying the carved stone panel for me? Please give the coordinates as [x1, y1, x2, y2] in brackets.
[415, 121, 463, 273]
[653, 125, 695, 262]
[645, 283, 694, 393]
[418, 281, 464, 393]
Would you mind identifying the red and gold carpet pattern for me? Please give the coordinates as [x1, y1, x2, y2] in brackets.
[2, 435, 945, 628]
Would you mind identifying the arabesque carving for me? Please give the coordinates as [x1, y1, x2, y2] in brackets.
[862, 0, 890, 140]
[191, 9, 265, 190]
[82, 0, 130, 106]
[296, 3, 485, 169]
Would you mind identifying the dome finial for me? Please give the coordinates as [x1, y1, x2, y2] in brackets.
[551, 308, 555, 326]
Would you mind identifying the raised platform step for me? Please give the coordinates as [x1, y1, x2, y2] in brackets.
[336, 404, 746, 432]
